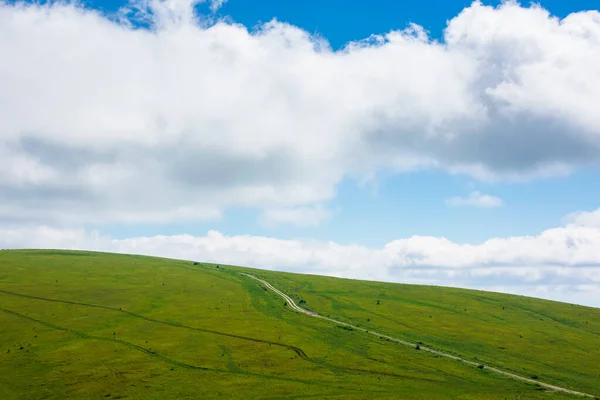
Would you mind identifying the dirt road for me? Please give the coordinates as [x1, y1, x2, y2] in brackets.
[243, 273, 596, 398]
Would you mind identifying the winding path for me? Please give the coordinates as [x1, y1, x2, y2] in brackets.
[243, 273, 596, 398]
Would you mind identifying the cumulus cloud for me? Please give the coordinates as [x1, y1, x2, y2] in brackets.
[564, 209, 600, 228]
[260, 205, 332, 227]
[1, 1, 600, 224]
[445, 191, 503, 208]
[3, 208, 600, 306]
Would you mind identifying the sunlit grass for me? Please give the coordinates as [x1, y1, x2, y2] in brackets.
[0, 249, 596, 399]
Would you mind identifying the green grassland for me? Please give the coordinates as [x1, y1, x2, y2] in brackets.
[243, 267, 600, 396]
[0, 250, 598, 399]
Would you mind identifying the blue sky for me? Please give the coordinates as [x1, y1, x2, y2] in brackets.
[78, 0, 598, 46]
[1, 0, 600, 306]
[105, 168, 600, 247]
[218, 0, 597, 46]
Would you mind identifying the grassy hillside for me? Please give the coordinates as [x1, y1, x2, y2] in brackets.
[244, 267, 600, 396]
[0, 250, 598, 399]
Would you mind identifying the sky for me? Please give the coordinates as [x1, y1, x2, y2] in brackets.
[1, 0, 600, 307]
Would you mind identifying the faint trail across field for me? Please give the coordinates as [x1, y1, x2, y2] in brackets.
[243, 273, 597, 398]
[0, 306, 343, 387]
[1, 287, 439, 383]
[0, 288, 308, 359]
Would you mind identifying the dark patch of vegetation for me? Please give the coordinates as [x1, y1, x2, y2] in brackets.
[336, 325, 354, 332]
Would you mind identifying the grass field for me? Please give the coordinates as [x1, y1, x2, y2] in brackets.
[1, 250, 598, 399]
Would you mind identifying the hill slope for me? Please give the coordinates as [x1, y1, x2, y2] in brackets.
[1, 250, 598, 399]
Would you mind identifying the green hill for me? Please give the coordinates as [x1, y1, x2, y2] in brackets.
[1, 250, 598, 399]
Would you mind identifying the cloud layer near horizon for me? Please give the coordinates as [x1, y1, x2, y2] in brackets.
[1, 0, 600, 225]
[3, 208, 600, 306]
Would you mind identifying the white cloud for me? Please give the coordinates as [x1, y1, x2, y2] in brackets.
[260, 205, 332, 227]
[1, 1, 600, 224]
[209, 0, 227, 13]
[563, 209, 600, 228]
[445, 191, 504, 208]
[2, 208, 600, 307]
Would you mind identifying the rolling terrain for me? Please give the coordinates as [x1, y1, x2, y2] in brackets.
[1, 250, 599, 399]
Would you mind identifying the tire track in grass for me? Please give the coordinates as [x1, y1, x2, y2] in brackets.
[243, 273, 597, 398]
[1, 307, 210, 370]
[0, 288, 426, 381]
[0, 288, 308, 360]
[0, 307, 341, 387]
[1, 305, 432, 388]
